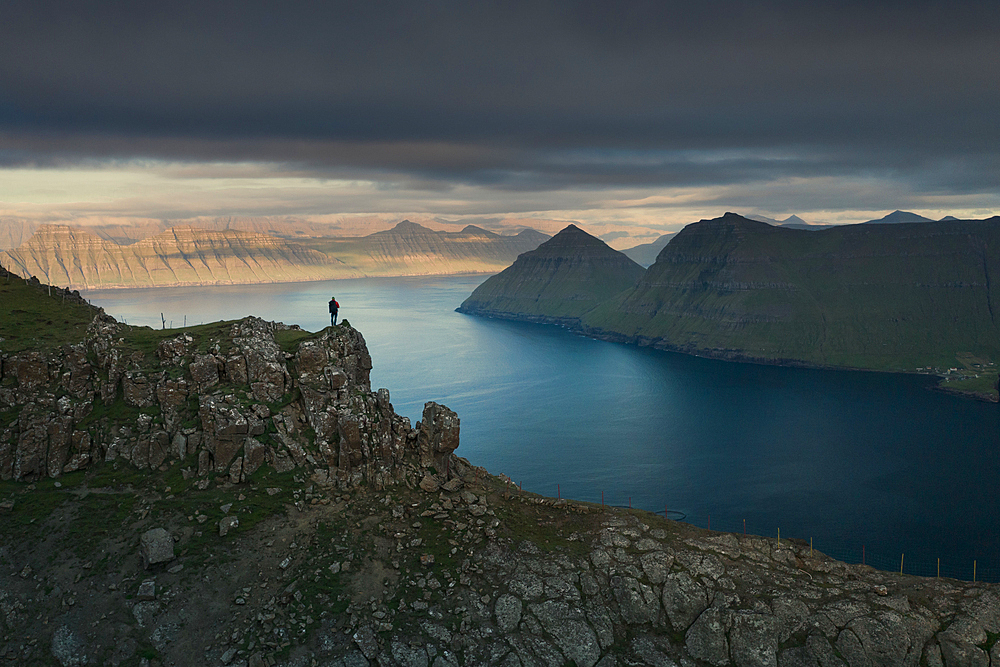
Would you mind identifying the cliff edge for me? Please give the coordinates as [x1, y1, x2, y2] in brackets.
[2, 269, 999, 666]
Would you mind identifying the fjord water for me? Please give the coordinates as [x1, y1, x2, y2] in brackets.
[85, 275, 1000, 580]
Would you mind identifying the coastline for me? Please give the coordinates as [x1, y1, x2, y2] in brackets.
[456, 306, 1000, 403]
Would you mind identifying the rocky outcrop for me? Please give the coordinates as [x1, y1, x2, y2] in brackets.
[0, 312, 460, 490]
[3, 468, 999, 666]
[3, 300, 1000, 666]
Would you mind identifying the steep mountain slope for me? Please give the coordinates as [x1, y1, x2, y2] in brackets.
[457, 224, 645, 322]
[1, 221, 550, 289]
[306, 221, 549, 276]
[582, 213, 1000, 372]
[0, 219, 41, 250]
[621, 233, 674, 267]
[2, 225, 354, 289]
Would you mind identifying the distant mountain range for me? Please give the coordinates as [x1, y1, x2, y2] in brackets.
[747, 210, 958, 230]
[459, 213, 1000, 390]
[0, 221, 549, 289]
[620, 233, 673, 267]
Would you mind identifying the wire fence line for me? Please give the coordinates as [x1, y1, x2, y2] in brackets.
[525, 484, 997, 584]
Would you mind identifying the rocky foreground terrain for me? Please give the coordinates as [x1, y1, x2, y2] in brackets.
[3, 285, 1000, 665]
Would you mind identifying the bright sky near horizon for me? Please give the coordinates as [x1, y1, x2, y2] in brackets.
[1, 1, 998, 242]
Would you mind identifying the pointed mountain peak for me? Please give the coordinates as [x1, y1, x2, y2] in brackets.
[390, 220, 430, 232]
[459, 225, 497, 237]
[544, 224, 609, 247]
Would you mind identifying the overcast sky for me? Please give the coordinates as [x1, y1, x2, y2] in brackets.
[1, 0, 997, 239]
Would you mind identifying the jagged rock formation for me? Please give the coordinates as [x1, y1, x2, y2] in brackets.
[0, 312, 461, 491]
[0, 221, 550, 289]
[458, 224, 645, 324]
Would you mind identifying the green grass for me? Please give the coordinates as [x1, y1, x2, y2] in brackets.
[77, 389, 141, 429]
[0, 274, 100, 353]
[562, 216, 1000, 374]
[64, 492, 138, 558]
[938, 372, 999, 401]
[494, 501, 591, 556]
[0, 472, 90, 540]
[275, 328, 317, 353]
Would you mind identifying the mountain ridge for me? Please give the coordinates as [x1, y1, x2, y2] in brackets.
[1, 221, 549, 289]
[460, 213, 1000, 399]
[457, 224, 645, 324]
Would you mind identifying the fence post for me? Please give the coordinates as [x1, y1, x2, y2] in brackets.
[777, 527, 780, 548]
[900, 553, 904, 575]
[937, 558, 940, 579]
[974, 560, 977, 582]
[810, 537, 813, 557]
[557, 484, 560, 500]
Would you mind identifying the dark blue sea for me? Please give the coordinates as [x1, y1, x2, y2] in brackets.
[84, 275, 1000, 581]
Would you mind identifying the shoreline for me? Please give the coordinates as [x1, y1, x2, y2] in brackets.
[457, 306, 1000, 403]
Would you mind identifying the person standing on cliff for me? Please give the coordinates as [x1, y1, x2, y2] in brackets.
[329, 296, 340, 326]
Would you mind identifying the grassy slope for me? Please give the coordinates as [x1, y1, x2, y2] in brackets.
[581, 214, 1000, 396]
[0, 273, 101, 353]
[459, 225, 646, 320]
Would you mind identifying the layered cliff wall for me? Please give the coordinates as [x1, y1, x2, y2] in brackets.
[0, 225, 359, 289]
[0, 221, 550, 289]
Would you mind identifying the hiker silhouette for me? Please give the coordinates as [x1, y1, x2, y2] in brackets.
[328, 296, 339, 326]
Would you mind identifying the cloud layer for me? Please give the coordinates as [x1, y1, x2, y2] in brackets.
[1, 0, 997, 233]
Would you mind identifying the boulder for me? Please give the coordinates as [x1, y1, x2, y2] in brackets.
[139, 528, 175, 569]
[494, 594, 522, 633]
[51, 625, 88, 666]
[219, 516, 239, 537]
[419, 475, 441, 493]
[137, 579, 156, 601]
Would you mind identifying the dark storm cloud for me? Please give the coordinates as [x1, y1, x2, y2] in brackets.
[0, 0, 997, 193]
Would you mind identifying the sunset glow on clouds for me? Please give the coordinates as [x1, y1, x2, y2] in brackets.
[1, 1, 997, 244]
